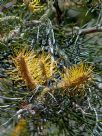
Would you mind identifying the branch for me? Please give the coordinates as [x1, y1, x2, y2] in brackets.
[67, 26, 102, 36]
[79, 26, 102, 35]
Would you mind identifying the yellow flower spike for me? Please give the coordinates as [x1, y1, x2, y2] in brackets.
[33, 53, 54, 84]
[28, 3, 35, 12]
[15, 52, 36, 89]
[11, 118, 27, 136]
[39, 60, 48, 82]
[58, 62, 93, 96]
[10, 49, 56, 88]
[37, 52, 56, 84]
[28, 0, 44, 12]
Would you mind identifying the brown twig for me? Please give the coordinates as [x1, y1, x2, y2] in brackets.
[67, 26, 102, 36]
[79, 26, 102, 35]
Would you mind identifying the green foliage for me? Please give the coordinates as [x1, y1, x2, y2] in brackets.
[0, 0, 102, 136]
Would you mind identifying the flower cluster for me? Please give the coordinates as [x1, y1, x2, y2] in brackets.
[10, 49, 93, 97]
[23, 0, 44, 12]
[58, 63, 93, 96]
[12, 50, 56, 89]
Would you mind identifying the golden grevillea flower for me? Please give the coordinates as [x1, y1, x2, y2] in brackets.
[58, 63, 93, 96]
[11, 118, 27, 136]
[11, 50, 56, 89]
[37, 52, 55, 83]
[14, 51, 36, 89]
[28, 0, 44, 12]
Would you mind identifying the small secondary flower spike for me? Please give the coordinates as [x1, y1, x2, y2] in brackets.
[38, 52, 55, 84]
